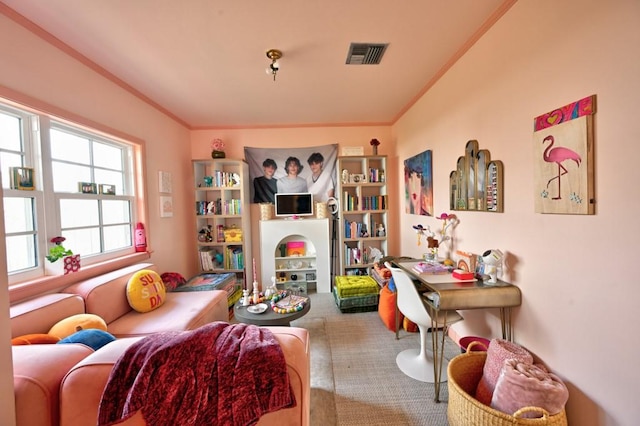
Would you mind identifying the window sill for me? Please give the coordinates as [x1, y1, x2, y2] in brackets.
[9, 251, 151, 304]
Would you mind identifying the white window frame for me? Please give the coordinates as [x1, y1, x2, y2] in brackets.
[1, 99, 141, 286]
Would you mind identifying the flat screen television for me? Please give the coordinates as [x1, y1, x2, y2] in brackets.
[275, 192, 314, 218]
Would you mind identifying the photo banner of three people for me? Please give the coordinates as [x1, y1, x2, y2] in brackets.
[244, 144, 338, 204]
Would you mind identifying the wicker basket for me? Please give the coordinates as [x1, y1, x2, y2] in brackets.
[447, 350, 568, 426]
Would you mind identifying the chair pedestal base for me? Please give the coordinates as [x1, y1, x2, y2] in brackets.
[396, 348, 449, 383]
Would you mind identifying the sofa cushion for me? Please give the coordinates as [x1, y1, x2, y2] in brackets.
[106, 291, 229, 338]
[126, 269, 166, 313]
[10, 293, 85, 338]
[49, 313, 108, 339]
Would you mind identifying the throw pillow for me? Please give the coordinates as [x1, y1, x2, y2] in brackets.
[11, 333, 60, 345]
[378, 283, 404, 332]
[58, 329, 116, 351]
[48, 313, 108, 339]
[160, 271, 186, 291]
[126, 269, 166, 313]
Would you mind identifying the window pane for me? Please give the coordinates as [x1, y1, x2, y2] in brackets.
[60, 199, 99, 228]
[52, 162, 91, 192]
[1, 152, 24, 189]
[50, 128, 90, 163]
[3, 197, 35, 233]
[0, 113, 22, 151]
[6, 234, 37, 272]
[95, 169, 124, 194]
[104, 224, 132, 251]
[63, 228, 101, 256]
[94, 142, 123, 171]
[102, 199, 130, 225]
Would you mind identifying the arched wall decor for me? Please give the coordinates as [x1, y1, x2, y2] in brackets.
[449, 140, 503, 212]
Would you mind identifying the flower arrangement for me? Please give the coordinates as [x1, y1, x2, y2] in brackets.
[370, 138, 380, 155]
[46, 236, 73, 263]
[211, 138, 225, 158]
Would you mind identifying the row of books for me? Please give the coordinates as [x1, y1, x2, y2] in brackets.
[344, 219, 385, 239]
[199, 246, 244, 270]
[367, 167, 385, 183]
[195, 199, 242, 215]
[343, 245, 374, 266]
[207, 171, 241, 188]
[342, 192, 387, 211]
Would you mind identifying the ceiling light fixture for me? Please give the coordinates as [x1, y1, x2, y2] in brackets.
[266, 49, 282, 81]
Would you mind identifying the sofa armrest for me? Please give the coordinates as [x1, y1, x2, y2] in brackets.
[14, 344, 94, 426]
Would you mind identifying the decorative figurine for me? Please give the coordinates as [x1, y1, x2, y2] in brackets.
[241, 289, 250, 306]
[377, 223, 386, 237]
[252, 280, 260, 304]
[264, 276, 278, 300]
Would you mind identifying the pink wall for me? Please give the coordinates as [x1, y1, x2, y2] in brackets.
[393, 0, 640, 424]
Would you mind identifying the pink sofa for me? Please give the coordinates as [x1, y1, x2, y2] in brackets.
[10, 263, 311, 426]
[59, 327, 310, 426]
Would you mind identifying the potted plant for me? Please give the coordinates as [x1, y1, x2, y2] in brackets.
[45, 236, 80, 275]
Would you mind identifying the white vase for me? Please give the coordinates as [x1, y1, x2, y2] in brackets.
[44, 258, 64, 276]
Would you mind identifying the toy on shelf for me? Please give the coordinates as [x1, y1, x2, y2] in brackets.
[481, 249, 504, 284]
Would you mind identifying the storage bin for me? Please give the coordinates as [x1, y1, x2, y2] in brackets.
[447, 350, 568, 426]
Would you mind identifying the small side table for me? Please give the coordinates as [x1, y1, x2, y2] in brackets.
[233, 298, 311, 326]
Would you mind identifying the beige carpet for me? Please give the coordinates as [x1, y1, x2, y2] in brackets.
[291, 291, 461, 426]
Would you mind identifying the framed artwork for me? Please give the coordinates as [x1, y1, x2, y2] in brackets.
[160, 195, 173, 218]
[244, 144, 338, 204]
[449, 140, 503, 212]
[99, 184, 116, 195]
[9, 167, 35, 190]
[78, 182, 97, 194]
[158, 171, 172, 193]
[533, 95, 596, 214]
[404, 150, 433, 216]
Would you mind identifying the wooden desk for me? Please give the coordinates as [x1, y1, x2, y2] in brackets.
[394, 260, 521, 402]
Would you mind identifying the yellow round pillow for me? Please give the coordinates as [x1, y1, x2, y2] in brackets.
[126, 269, 166, 313]
[48, 314, 108, 339]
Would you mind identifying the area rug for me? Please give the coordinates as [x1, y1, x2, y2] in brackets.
[292, 292, 460, 425]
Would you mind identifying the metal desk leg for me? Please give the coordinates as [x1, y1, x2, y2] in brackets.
[500, 307, 513, 341]
[395, 297, 400, 340]
[430, 315, 448, 403]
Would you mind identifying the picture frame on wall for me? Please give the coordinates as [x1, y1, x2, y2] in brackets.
[158, 170, 172, 193]
[160, 195, 173, 218]
[533, 95, 596, 215]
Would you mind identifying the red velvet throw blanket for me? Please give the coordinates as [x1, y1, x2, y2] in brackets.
[98, 322, 295, 426]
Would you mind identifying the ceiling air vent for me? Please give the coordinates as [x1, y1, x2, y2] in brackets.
[345, 43, 389, 65]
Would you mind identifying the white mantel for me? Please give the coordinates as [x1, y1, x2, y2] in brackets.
[260, 218, 331, 293]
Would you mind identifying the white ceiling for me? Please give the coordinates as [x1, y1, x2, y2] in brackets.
[2, 0, 511, 129]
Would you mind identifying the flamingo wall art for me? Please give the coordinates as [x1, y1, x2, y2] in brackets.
[533, 95, 596, 214]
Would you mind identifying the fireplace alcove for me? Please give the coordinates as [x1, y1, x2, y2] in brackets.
[259, 218, 331, 293]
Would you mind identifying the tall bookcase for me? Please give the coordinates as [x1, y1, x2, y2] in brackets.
[193, 159, 252, 284]
[336, 155, 387, 276]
